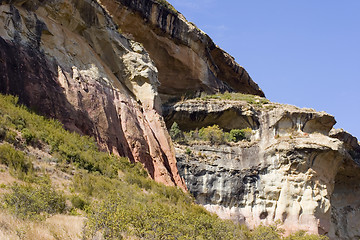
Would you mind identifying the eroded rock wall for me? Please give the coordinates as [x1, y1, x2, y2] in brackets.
[97, 0, 264, 101]
[328, 129, 360, 239]
[0, 0, 185, 188]
[166, 100, 360, 239]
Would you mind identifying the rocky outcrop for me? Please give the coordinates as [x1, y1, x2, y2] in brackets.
[163, 99, 261, 131]
[165, 99, 360, 239]
[1, 0, 359, 238]
[97, 0, 264, 101]
[328, 129, 360, 239]
[0, 0, 185, 188]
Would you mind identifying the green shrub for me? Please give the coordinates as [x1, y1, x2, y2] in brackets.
[169, 122, 184, 142]
[152, 184, 192, 205]
[189, 129, 199, 139]
[229, 129, 246, 142]
[0, 126, 6, 140]
[184, 129, 200, 143]
[228, 128, 252, 142]
[73, 172, 120, 198]
[70, 195, 88, 210]
[0, 143, 33, 180]
[13, 117, 26, 130]
[199, 125, 225, 145]
[21, 128, 36, 144]
[182, 126, 253, 144]
[84, 192, 245, 240]
[246, 223, 283, 240]
[3, 182, 66, 219]
[4, 129, 17, 144]
[242, 127, 253, 140]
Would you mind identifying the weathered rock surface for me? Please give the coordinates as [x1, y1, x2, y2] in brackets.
[1, 0, 359, 238]
[166, 99, 360, 239]
[97, 0, 264, 101]
[0, 0, 185, 188]
[328, 129, 360, 239]
[163, 99, 261, 131]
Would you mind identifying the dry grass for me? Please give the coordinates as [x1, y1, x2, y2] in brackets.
[0, 148, 83, 239]
[45, 215, 85, 240]
[0, 211, 84, 240]
[0, 164, 18, 194]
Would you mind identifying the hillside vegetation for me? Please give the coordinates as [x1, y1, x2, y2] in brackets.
[170, 122, 253, 145]
[0, 93, 328, 239]
[198, 92, 269, 106]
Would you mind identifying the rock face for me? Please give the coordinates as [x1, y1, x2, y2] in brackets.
[328, 129, 360, 239]
[0, 0, 185, 188]
[0, 0, 264, 189]
[97, 0, 264, 101]
[1, 0, 359, 238]
[165, 99, 360, 239]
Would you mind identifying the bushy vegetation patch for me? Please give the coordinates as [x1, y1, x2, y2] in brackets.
[84, 191, 245, 240]
[0, 94, 128, 177]
[70, 195, 89, 211]
[246, 222, 284, 240]
[169, 122, 184, 142]
[198, 124, 226, 144]
[229, 128, 253, 142]
[85, 193, 328, 240]
[170, 122, 252, 145]
[3, 181, 65, 219]
[284, 230, 329, 240]
[0, 143, 34, 180]
[199, 92, 269, 106]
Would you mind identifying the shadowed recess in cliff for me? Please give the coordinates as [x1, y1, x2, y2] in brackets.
[163, 100, 260, 132]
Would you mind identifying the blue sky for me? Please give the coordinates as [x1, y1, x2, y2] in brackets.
[168, 0, 360, 139]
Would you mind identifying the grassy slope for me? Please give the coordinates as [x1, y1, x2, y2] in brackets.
[0, 93, 327, 240]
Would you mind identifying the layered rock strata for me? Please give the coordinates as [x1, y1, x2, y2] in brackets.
[1, 1, 359, 238]
[0, 0, 185, 188]
[328, 129, 360, 239]
[98, 0, 264, 101]
[165, 99, 360, 239]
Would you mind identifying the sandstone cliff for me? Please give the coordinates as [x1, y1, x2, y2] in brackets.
[97, 0, 264, 101]
[165, 98, 360, 239]
[0, 0, 186, 188]
[1, 0, 359, 239]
